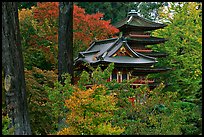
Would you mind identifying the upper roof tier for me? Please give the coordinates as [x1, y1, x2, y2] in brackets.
[126, 36, 167, 45]
[74, 37, 157, 68]
[113, 10, 167, 32]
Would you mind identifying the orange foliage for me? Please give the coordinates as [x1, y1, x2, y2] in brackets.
[33, 2, 59, 24]
[57, 85, 124, 135]
[19, 2, 119, 60]
[73, 4, 119, 49]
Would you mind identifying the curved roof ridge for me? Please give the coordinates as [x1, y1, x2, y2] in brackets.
[135, 15, 167, 27]
[86, 37, 118, 51]
[96, 37, 121, 59]
[127, 16, 133, 24]
[123, 41, 140, 58]
[113, 17, 129, 28]
[126, 36, 167, 41]
[94, 37, 118, 43]
[114, 14, 167, 30]
[135, 51, 157, 61]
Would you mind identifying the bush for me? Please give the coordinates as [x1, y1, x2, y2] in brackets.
[2, 114, 14, 135]
[56, 84, 124, 135]
[24, 67, 58, 134]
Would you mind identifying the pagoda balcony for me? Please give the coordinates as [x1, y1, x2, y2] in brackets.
[132, 79, 155, 84]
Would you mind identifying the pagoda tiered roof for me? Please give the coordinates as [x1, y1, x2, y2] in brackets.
[131, 67, 171, 75]
[140, 51, 168, 58]
[114, 10, 167, 31]
[74, 37, 158, 68]
[126, 36, 167, 45]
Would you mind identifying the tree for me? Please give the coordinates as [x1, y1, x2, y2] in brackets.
[18, 2, 118, 70]
[58, 2, 74, 84]
[57, 85, 124, 135]
[152, 2, 202, 102]
[76, 2, 135, 24]
[18, 2, 37, 10]
[150, 3, 202, 134]
[57, 2, 74, 132]
[2, 2, 31, 135]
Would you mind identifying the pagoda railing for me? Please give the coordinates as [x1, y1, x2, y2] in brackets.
[132, 78, 155, 84]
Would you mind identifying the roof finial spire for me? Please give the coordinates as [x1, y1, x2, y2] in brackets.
[128, 9, 138, 16]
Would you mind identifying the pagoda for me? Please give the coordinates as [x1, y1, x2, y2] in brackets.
[74, 10, 170, 88]
[113, 10, 171, 87]
[114, 10, 168, 58]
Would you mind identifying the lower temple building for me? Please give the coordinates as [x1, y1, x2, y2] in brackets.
[74, 37, 170, 89]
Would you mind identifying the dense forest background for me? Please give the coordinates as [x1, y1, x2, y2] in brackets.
[2, 2, 202, 135]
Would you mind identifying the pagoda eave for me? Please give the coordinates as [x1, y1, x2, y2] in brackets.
[119, 24, 166, 32]
[90, 61, 156, 68]
[140, 52, 169, 58]
[132, 68, 171, 75]
[126, 37, 167, 45]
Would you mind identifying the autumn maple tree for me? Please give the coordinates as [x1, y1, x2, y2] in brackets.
[19, 2, 119, 70]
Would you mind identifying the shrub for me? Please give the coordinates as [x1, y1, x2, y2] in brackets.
[57, 84, 124, 135]
[2, 114, 14, 135]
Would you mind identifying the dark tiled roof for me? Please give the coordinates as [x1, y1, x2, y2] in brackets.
[132, 67, 171, 73]
[141, 51, 168, 58]
[126, 36, 167, 45]
[113, 14, 167, 31]
[74, 37, 157, 67]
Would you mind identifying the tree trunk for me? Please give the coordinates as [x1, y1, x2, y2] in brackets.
[57, 2, 73, 131]
[58, 2, 73, 84]
[2, 2, 32, 135]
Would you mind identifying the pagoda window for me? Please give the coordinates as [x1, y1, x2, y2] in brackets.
[110, 72, 130, 82]
[122, 73, 130, 81]
[122, 73, 127, 80]
[110, 73, 117, 81]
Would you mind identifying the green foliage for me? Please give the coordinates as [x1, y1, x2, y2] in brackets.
[113, 84, 176, 135]
[2, 114, 14, 135]
[153, 2, 202, 104]
[94, 122, 124, 135]
[151, 4, 202, 134]
[133, 2, 202, 135]
[112, 83, 201, 135]
[172, 101, 202, 135]
[91, 64, 114, 85]
[76, 2, 165, 24]
[24, 67, 58, 134]
[44, 73, 75, 132]
[44, 64, 124, 135]
[76, 2, 134, 24]
[77, 63, 114, 88]
[77, 71, 90, 90]
[76, 63, 202, 135]
[19, 6, 58, 70]
[18, 2, 37, 10]
[24, 48, 53, 70]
